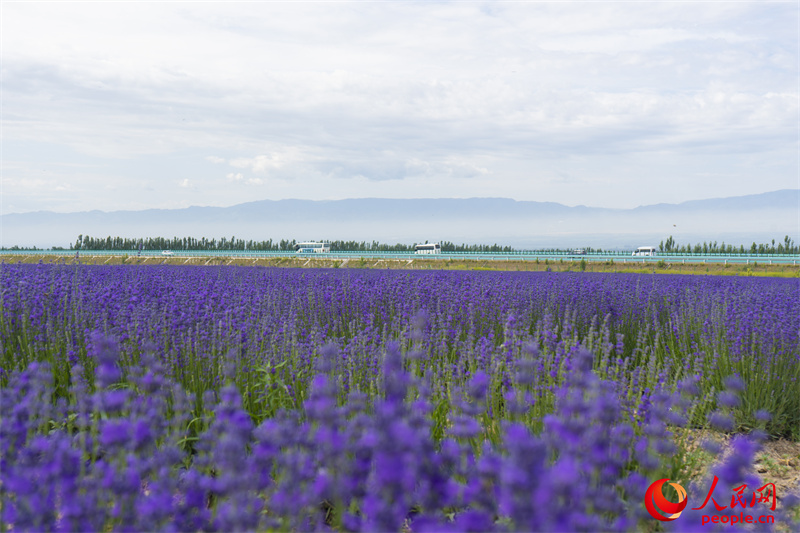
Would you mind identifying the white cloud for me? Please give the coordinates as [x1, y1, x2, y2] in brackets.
[538, 28, 756, 56]
[179, 178, 190, 188]
[2, 176, 71, 192]
[229, 149, 302, 174]
[225, 172, 264, 186]
[1, 1, 797, 213]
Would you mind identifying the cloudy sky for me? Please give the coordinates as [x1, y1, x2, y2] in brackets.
[2, 1, 798, 214]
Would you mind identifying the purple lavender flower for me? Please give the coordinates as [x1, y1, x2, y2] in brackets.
[1, 264, 798, 531]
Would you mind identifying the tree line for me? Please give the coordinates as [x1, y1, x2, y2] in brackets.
[68, 234, 798, 254]
[2, 234, 797, 255]
[63, 236, 537, 253]
[71, 235, 299, 252]
[63, 236, 602, 253]
[658, 235, 798, 255]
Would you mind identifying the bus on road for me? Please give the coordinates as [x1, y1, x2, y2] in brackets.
[632, 246, 657, 257]
[415, 243, 441, 255]
[295, 242, 331, 253]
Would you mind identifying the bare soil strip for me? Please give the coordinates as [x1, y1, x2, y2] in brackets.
[5, 254, 798, 277]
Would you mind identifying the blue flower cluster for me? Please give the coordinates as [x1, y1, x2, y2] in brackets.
[2, 333, 797, 532]
[1, 264, 798, 531]
[2, 264, 798, 438]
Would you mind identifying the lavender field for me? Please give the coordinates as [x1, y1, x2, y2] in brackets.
[1, 263, 798, 531]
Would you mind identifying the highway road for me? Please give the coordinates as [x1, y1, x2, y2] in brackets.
[2, 249, 798, 265]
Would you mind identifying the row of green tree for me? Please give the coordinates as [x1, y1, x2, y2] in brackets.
[72, 235, 299, 251]
[2, 234, 797, 255]
[69, 234, 799, 254]
[66, 235, 544, 253]
[658, 235, 798, 255]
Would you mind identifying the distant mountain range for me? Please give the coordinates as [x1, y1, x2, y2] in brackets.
[3, 190, 798, 249]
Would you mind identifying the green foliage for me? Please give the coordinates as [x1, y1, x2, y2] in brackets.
[244, 360, 297, 424]
[659, 235, 799, 255]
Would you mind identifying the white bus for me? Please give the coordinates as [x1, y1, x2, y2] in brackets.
[632, 246, 657, 257]
[415, 243, 441, 255]
[295, 242, 331, 253]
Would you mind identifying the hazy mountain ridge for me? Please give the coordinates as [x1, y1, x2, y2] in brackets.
[633, 189, 800, 212]
[3, 190, 798, 249]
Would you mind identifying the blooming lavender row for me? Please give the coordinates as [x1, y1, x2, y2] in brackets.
[1, 263, 799, 531]
[3, 333, 797, 532]
[1, 264, 798, 437]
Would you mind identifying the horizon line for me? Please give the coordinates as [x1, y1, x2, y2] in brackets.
[4, 188, 798, 217]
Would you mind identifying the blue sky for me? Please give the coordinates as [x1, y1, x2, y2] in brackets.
[2, 1, 798, 214]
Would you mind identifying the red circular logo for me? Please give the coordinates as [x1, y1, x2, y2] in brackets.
[645, 479, 688, 521]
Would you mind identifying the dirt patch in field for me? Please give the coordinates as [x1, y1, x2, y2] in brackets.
[3, 254, 799, 277]
[755, 439, 800, 506]
[675, 429, 800, 513]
